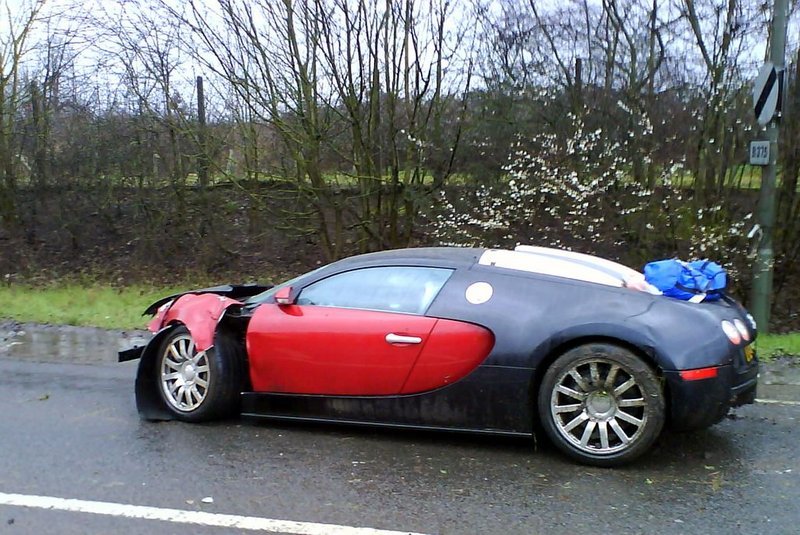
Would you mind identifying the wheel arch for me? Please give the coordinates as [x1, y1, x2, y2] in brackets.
[134, 314, 250, 420]
[135, 316, 250, 421]
[214, 313, 252, 392]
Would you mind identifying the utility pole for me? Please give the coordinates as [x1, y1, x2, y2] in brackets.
[752, 0, 788, 335]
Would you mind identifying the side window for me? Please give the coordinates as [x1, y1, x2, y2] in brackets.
[297, 266, 452, 314]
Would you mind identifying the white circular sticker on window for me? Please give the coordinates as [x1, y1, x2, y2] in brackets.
[465, 282, 493, 304]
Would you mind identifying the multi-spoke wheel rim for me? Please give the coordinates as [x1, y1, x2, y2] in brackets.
[160, 333, 210, 412]
[550, 358, 648, 455]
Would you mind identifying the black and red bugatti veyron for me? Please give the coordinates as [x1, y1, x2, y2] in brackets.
[120, 246, 759, 466]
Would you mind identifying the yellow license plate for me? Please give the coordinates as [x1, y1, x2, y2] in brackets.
[744, 345, 755, 363]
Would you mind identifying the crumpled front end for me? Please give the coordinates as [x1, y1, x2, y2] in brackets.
[119, 284, 270, 363]
[146, 293, 242, 351]
[119, 292, 244, 420]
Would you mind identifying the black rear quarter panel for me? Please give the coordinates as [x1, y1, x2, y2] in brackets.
[426, 263, 736, 373]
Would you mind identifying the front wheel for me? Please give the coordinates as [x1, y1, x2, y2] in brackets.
[156, 325, 242, 422]
[538, 344, 665, 467]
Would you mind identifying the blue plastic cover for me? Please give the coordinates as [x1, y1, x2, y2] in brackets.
[644, 259, 726, 301]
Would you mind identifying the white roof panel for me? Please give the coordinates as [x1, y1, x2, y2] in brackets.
[477, 246, 657, 293]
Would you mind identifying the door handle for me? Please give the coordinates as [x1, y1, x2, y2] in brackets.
[385, 333, 422, 345]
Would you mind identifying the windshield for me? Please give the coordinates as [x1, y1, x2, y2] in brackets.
[244, 267, 325, 305]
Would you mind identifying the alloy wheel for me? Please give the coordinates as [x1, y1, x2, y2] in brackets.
[159, 333, 211, 412]
[549, 358, 649, 455]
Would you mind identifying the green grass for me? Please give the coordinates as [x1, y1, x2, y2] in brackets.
[757, 333, 800, 361]
[0, 283, 194, 330]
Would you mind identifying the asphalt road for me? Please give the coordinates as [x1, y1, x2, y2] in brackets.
[1, 328, 799, 534]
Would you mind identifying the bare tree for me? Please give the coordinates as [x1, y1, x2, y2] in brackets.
[679, 0, 762, 205]
[99, 0, 191, 184]
[163, 0, 474, 259]
[0, 0, 47, 228]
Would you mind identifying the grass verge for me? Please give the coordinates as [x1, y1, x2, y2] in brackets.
[756, 333, 800, 361]
[0, 283, 194, 330]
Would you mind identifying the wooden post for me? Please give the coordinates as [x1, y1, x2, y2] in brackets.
[574, 57, 583, 112]
[197, 76, 209, 188]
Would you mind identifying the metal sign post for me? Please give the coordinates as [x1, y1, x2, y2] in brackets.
[751, 0, 788, 335]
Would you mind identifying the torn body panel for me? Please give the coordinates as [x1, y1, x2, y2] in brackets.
[149, 293, 242, 351]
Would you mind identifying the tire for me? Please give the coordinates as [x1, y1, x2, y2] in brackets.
[156, 325, 243, 422]
[537, 344, 665, 467]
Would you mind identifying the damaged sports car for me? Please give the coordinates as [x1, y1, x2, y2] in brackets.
[120, 246, 758, 466]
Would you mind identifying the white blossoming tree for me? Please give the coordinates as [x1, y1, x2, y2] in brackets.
[430, 109, 752, 280]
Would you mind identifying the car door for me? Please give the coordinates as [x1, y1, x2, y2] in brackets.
[246, 266, 453, 395]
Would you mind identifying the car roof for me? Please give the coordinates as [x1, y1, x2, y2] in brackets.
[325, 246, 642, 289]
[479, 246, 643, 288]
[329, 246, 487, 269]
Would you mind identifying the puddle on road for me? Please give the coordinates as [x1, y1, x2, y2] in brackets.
[0, 321, 150, 364]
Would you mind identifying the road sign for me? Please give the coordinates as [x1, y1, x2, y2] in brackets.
[753, 62, 783, 126]
[749, 140, 770, 165]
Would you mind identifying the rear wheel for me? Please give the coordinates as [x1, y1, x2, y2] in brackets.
[538, 344, 665, 467]
[157, 325, 242, 422]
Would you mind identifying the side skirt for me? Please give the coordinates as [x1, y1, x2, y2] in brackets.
[239, 364, 536, 436]
[240, 411, 532, 438]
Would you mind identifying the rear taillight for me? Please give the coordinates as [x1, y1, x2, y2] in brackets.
[680, 367, 719, 381]
[733, 319, 750, 341]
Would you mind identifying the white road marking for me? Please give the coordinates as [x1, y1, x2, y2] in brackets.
[0, 492, 425, 535]
[755, 398, 800, 406]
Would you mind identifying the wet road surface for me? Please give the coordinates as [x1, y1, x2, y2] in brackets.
[1, 323, 799, 534]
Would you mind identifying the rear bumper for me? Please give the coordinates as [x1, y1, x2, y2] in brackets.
[664, 358, 758, 431]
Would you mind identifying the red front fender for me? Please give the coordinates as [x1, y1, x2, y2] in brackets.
[149, 293, 242, 351]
